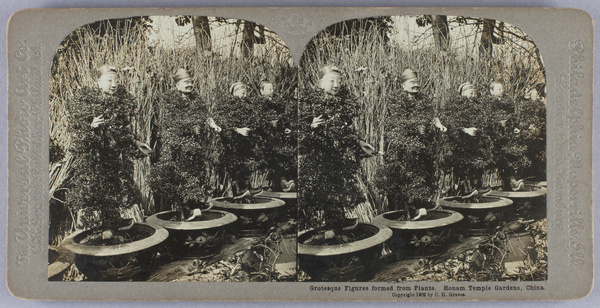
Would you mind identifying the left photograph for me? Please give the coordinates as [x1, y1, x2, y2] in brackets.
[48, 16, 298, 282]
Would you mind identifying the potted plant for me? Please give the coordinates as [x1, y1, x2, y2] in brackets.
[213, 83, 271, 194]
[439, 82, 496, 195]
[298, 222, 392, 282]
[146, 208, 237, 259]
[486, 86, 547, 220]
[60, 222, 168, 281]
[373, 208, 463, 259]
[436, 195, 513, 235]
[516, 86, 546, 179]
[209, 84, 287, 236]
[487, 183, 547, 220]
[147, 73, 238, 257]
[209, 196, 285, 236]
[375, 71, 441, 214]
[254, 80, 299, 217]
[372, 69, 464, 260]
[468, 84, 546, 220]
[61, 71, 167, 281]
[297, 66, 391, 282]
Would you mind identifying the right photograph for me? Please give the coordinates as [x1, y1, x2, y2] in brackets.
[297, 15, 547, 282]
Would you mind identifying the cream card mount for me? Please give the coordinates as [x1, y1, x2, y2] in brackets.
[6, 7, 593, 301]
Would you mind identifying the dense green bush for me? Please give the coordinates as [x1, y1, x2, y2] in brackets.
[49, 137, 64, 164]
[258, 95, 298, 185]
[375, 90, 439, 212]
[480, 94, 529, 188]
[212, 95, 279, 185]
[439, 95, 495, 192]
[298, 87, 365, 230]
[148, 89, 218, 216]
[65, 86, 142, 228]
[516, 95, 546, 177]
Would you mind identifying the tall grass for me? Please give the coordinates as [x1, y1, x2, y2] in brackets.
[299, 16, 545, 219]
[49, 17, 294, 244]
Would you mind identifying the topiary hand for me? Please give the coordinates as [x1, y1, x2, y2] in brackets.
[90, 115, 105, 128]
[207, 117, 222, 132]
[311, 115, 326, 128]
[234, 127, 251, 136]
[462, 127, 478, 136]
[434, 117, 447, 132]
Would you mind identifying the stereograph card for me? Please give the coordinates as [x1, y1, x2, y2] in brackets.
[5, 7, 594, 301]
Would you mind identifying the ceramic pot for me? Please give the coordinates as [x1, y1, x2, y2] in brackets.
[437, 196, 513, 235]
[298, 223, 392, 281]
[146, 210, 237, 259]
[258, 191, 297, 219]
[60, 222, 168, 281]
[487, 184, 547, 220]
[373, 209, 463, 259]
[209, 197, 285, 236]
[48, 245, 75, 281]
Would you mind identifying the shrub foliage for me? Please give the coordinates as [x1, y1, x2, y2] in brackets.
[65, 86, 142, 228]
[298, 87, 365, 230]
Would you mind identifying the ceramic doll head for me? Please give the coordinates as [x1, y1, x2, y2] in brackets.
[400, 68, 420, 95]
[319, 65, 342, 96]
[458, 82, 476, 99]
[489, 81, 504, 98]
[230, 82, 248, 98]
[259, 80, 274, 97]
[97, 65, 119, 95]
[174, 68, 194, 95]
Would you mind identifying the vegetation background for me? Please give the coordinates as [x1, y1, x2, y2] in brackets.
[49, 14, 545, 242]
[49, 16, 295, 245]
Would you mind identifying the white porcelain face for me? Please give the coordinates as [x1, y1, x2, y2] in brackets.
[462, 88, 476, 98]
[233, 85, 248, 98]
[530, 89, 539, 101]
[98, 74, 118, 95]
[402, 78, 420, 95]
[260, 83, 274, 97]
[319, 73, 342, 95]
[490, 83, 504, 97]
[176, 78, 193, 94]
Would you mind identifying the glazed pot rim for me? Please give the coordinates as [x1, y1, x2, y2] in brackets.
[146, 209, 237, 230]
[297, 223, 392, 257]
[257, 191, 297, 200]
[59, 222, 169, 257]
[535, 181, 547, 187]
[487, 187, 548, 198]
[437, 196, 514, 209]
[372, 209, 464, 230]
[48, 245, 75, 278]
[209, 196, 285, 210]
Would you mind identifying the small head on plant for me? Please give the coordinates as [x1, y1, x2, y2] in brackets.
[174, 68, 194, 95]
[259, 80, 274, 97]
[524, 87, 539, 102]
[459, 82, 476, 99]
[400, 68, 420, 96]
[319, 65, 342, 96]
[97, 65, 118, 95]
[230, 82, 248, 98]
[489, 81, 504, 98]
